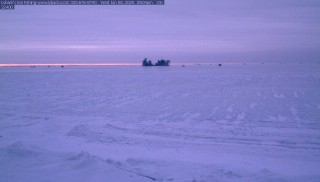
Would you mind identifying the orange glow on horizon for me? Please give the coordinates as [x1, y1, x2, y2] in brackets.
[0, 63, 141, 67]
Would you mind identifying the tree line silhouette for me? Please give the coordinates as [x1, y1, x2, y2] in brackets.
[142, 58, 170, 66]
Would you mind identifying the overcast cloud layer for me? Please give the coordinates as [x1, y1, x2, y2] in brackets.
[1, 0, 320, 64]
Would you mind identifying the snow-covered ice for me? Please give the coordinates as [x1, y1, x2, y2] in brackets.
[1, 63, 320, 181]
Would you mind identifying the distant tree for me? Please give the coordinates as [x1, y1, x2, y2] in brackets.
[155, 59, 170, 66]
[142, 58, 148, 66]
[142, 58, 153, 66]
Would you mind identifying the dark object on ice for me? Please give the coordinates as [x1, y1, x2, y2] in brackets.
[142, 58, 170, 66]
[218, 64, 222, 67]
[61, 65, 64, 68]
[182, 65, 186, 67]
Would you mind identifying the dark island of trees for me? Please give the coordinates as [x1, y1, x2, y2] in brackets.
[142, 58, 170, 66]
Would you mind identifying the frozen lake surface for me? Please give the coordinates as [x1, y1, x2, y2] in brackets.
[1, 64, 320, 181]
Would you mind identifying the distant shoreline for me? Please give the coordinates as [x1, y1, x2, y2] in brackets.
[0, 62, 317, 67]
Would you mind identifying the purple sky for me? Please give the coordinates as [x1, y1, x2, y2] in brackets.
[1, 0, 320, 64]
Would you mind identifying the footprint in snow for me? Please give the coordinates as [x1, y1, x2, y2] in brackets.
[181, 93, 190, 97]
[249, 103, 256, 109]
[225, 114, 232, 120]
[219, 169, 241, 178]
[226, 106, 234, 112]
[289, 107, 298, 116]
[273, 93, 285, 98]
[268, 115, 287, 122]
[236, 113, 245, 120]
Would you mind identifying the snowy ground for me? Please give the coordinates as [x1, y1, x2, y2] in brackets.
[1, 63, 320, 182]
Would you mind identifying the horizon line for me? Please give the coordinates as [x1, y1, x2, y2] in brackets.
[0, 62, 313, 67]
